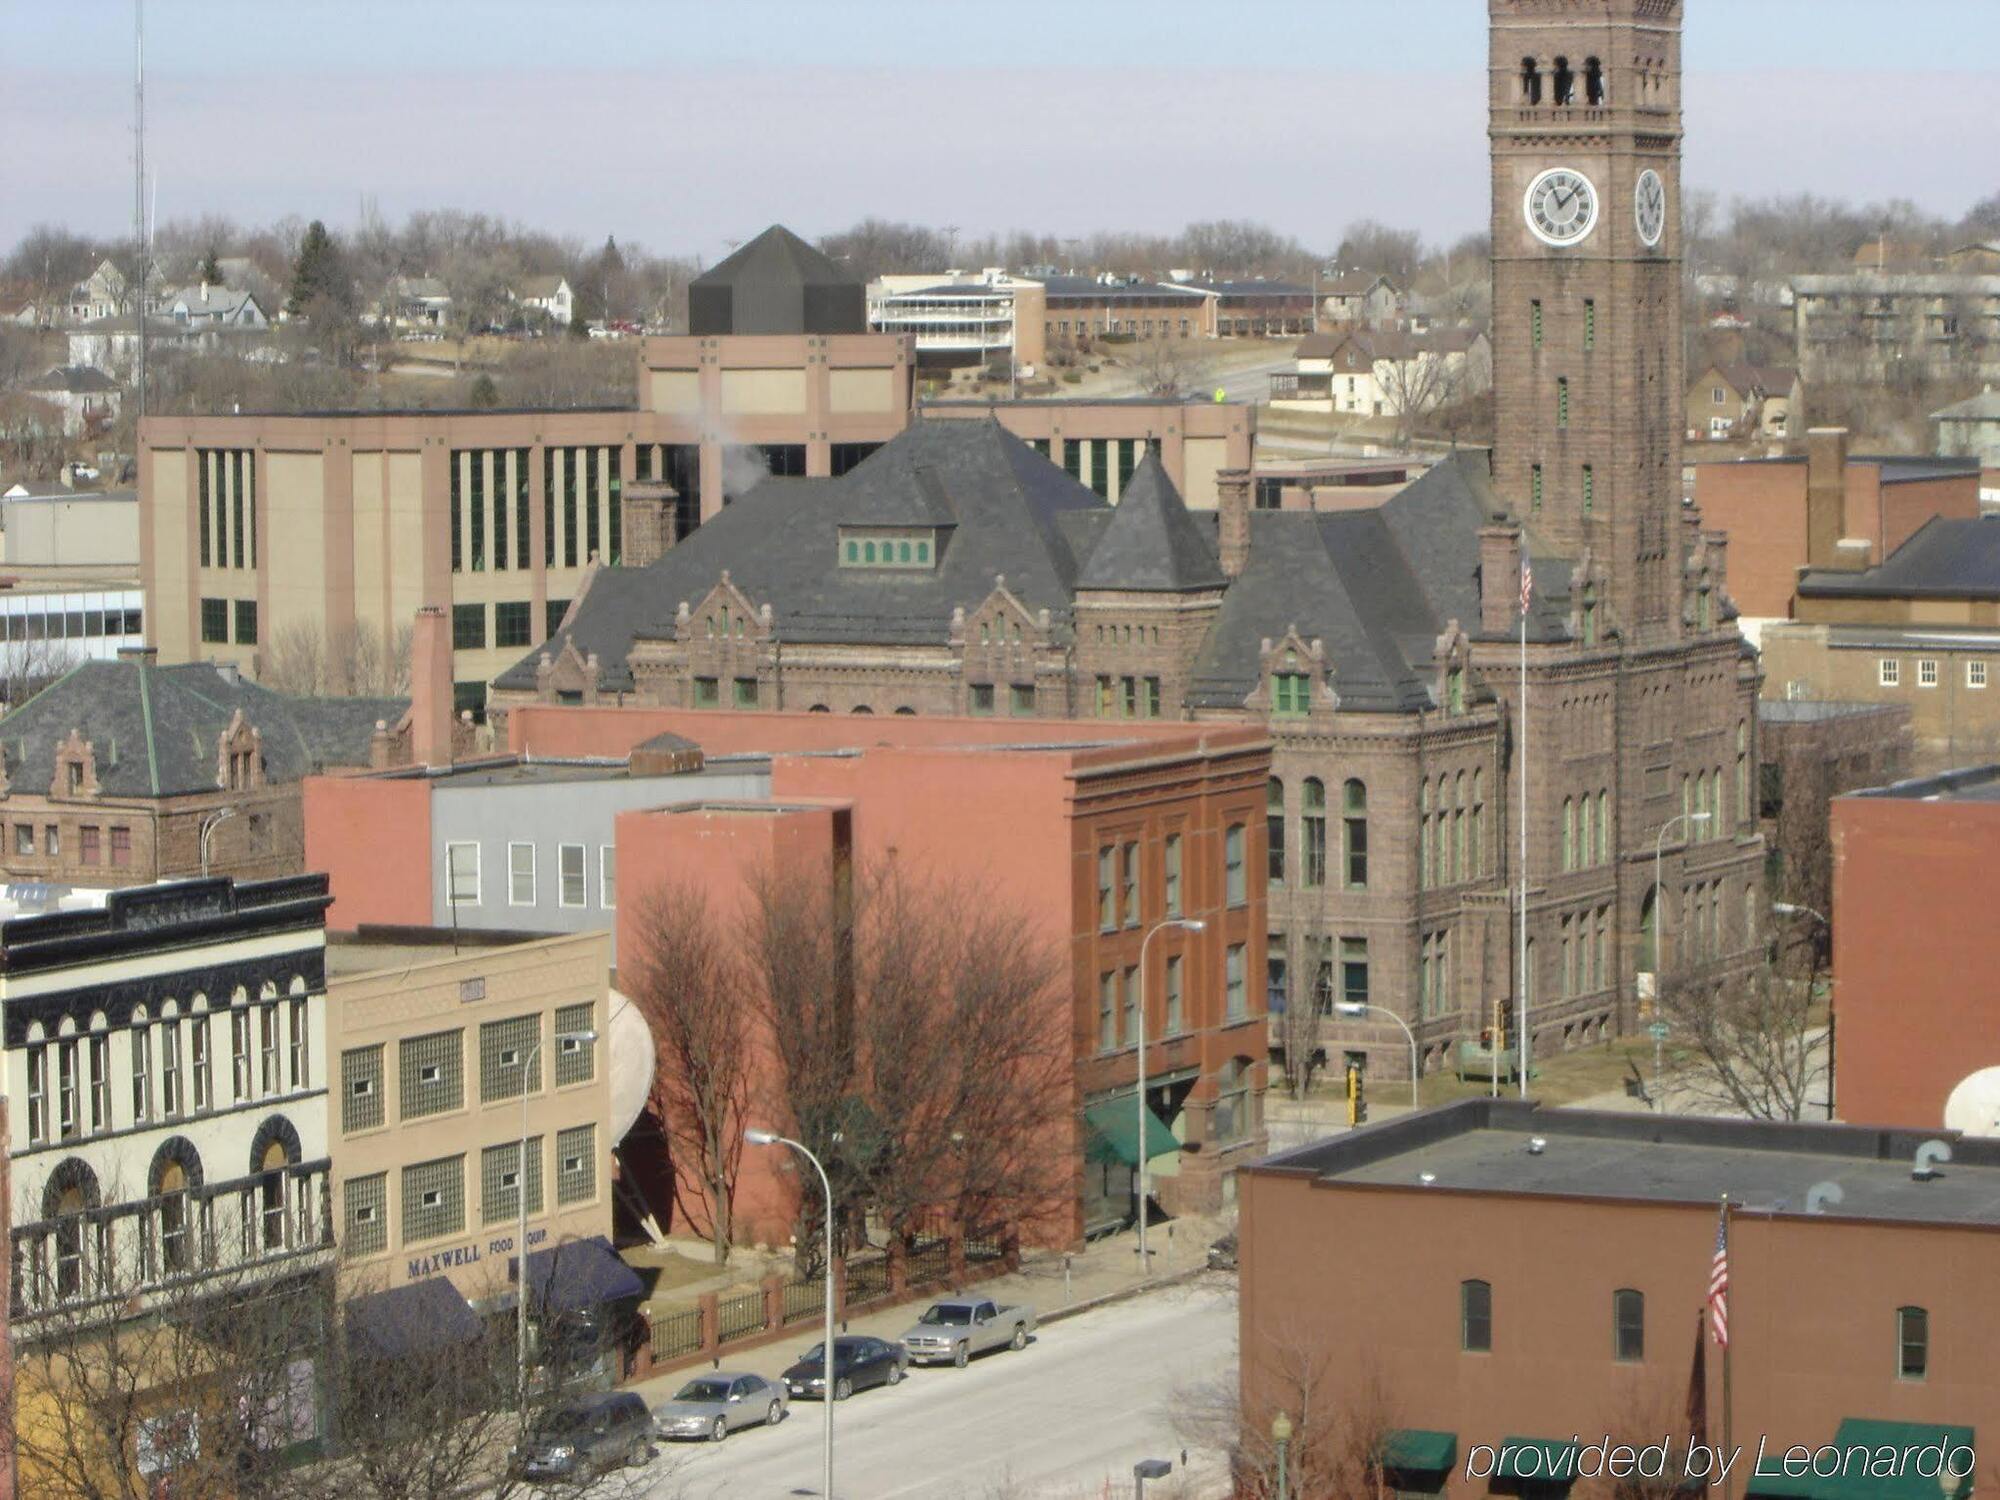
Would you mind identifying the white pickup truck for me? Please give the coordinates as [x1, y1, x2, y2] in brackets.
[897, 1297, 1036, 1368]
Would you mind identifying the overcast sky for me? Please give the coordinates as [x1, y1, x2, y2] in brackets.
[4, 0, 1996, 261]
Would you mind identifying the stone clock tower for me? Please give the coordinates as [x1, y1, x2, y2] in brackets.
[1490, 0, 1684, 645]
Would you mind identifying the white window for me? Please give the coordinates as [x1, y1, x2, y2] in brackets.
[1785, 680, 1808, 701]
[1879, 658, 1901, 688]
[1970, 660, 1989, 689]
[1712, 386, 1726, 403]
[508, 842, 536, 906]
[445, 841, 480, 905]
[599, 845, 617, 909]
[559, 844, 586, 908]
[1918, 658, 1939, 688]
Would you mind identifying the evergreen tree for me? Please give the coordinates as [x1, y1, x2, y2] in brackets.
[199, 246, 223, 285]
[286, 219, 353, 319]
[468, 372, 499, 408]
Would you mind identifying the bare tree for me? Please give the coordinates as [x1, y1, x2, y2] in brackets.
[0, 636, 86, 710]
[1656, 948, 1824, 1121]
[1375, 340, 1465, 447]
[624, 880, 751, 1264]
[1272, 923, 1329, 1102]
[259, 620, 412, 698]
[1129, 336, 1210, 400]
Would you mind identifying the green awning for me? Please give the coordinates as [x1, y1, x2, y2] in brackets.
[1816, 1420, 1977, 1500]
[1497, 1437, 1581, 1484]
[1383, 1429, 1458, 1473]
[1083, 1098, 1179, 1167]
[1743, 1469, 1819, 1499]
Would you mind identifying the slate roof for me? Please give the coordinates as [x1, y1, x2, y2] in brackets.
[1074, 455, 1224, 593]
[688, 226, 866, 337]
[498, 431, 1572, 714]
[1799, 515, 2000, 599]
[496, 420, 1113, 693]
[0, 661, 403, 799]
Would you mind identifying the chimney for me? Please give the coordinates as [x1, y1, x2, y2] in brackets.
[410, 606, 454, 768]
[117, 644, 158, 667]
[1478, 525, 1524, 636]
[1217, 468, 1251, 579]
[1805, 426, 1848, 570]
[622, 480, 675, 567]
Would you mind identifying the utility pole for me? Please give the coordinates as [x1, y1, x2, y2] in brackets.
[133, 0, 147, 423]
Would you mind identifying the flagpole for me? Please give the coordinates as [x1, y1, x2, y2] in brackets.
[1517, 549, 1530, 1099]
[1720, 1194, 1734, 1500]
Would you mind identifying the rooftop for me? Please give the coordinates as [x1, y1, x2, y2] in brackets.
[1757, 698, 1908, 725]
[1846, 763, 2000, 804]
[1256, 1099, 2000, 1227]
[371, 752, 767, 788]
[1799, 514, 2000, 598]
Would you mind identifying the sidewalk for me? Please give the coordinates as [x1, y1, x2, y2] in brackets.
[626, 1209, 1231, 1408]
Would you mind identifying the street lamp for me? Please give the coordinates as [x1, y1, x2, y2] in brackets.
[747, 1128, 834, 1500]
[1137, 917, 1204, 1272]
[1133, 1457, 1172, 1498]
[198, 805, 237, 876]
[1772, 902, 1833, 1119]
[1650, 811, 1712, 983]
[1271, 1410, 1295, 1500]
[514, 1027, 596, 1423]
[1334, 1001, 1420, 1111]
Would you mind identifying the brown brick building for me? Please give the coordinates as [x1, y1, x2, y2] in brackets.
[0, 652, 400, 887]
[483, 0, 1766, 1090]
[1239, 1101, 1987, 1498]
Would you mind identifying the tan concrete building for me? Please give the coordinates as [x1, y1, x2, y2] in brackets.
[327, 931, 623, 1311]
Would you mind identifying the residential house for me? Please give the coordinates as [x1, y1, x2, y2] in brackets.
[153, 283, 268, 331]
[1932, 388, 2000, 494]
[1685, 362, 1801, 442]
[511, 275, 574, 328]
[65, 259, 127, 325]
[1271, 326, 1491, 417]
[1792, 273, 2000, 384]
[1317, 272, 1402, 330]
[386, 276, 452, 330]
[1946, 242, 2000, 274]
[21, 367, 120, 440]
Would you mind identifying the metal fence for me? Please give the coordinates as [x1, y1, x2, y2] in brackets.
[906, 1234, 950, 1287]
[965, 1233, 1006, 1266]
[717, 1289, 766, 1343]
[781, 1277, 824, 1325]
[650, 1305, 703, 1363]
[845, 1251, 890, 1304]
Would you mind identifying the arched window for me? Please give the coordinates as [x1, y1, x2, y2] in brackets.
[43, 1158, 102, 1302]
[1597, 789, 1611, 864]
[1639, 887, 1659, 974]
[1562, 798, 1576, 871]
[1419, 780, 1433, 888]
[863, 541, 876, 563]
[248, 1115, 302, 1254]
[1471, 769, 1485, 875]
[850, 705, 873, 715]
[1897, 1306, 1928, 1380]
[1301, 779, 1326, 888]
[1552, 55, 1575, 106]
[1344, 780, 1369, 889]
[808, 704, 830, 714]
[1267, 778, 1286, 886]
[1614, 1288, 1645, 1361]
[1585, 56, 1605, 106]
[1580, 793, 1595, 868]
[149, 1137, 205, 1276]
[893, 706, 916, 715]
[1461, 1279, 1492, 1352]
[1520, 57, 1542, 105]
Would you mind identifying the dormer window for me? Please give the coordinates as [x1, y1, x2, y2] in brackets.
[1272, 671, 1312, 717]
[840, 528, 938, 570]
[1446, 664, 1466, 715]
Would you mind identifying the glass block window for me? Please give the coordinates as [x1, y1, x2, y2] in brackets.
[556, 1124, 596, 1205]
[344, 1173, 388, 1258]
[342, 1044, 385, 1133]
[480, 1015, 541, 1102]
[554, 1003, 596, 1086]
[401, 1156, 465, 1245]
[481, 1137, 545, 1225]
[399, 1030, 464, 1119]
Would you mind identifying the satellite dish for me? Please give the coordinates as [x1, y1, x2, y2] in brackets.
[1943, 1068, 2000, 1138]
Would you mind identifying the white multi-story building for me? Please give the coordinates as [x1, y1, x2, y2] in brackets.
[6, 875, 333, 1329]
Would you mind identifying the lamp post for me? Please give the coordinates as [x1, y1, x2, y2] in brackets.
[198, 805, 237, 876]
[1133, 1457, 1171, 1499]
[1772, 902, 1833, 1120]
[514, 1026, 596, 1424]
[748, 1128, 834, 1500]
[1650, 810, 1712, 984]
[1136, 916, 1204, 1272]
[1334, 1001, 1420, 1111]
[1271, 1410, 1294, 1500]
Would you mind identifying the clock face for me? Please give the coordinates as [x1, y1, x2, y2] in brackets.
[1524, 167, 1600, 248]
[1635, 169, 1667, 249]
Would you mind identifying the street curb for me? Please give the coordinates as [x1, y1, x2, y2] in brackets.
[1034, 1264, 1220, 1328]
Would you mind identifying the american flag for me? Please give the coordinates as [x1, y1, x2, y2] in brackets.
[1519, 543, 1534, 617]
[1707, 1205, 1730, 1348]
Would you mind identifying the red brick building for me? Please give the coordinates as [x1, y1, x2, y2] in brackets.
[1239, 1101, 1987, 1499]
[1832, 767, 2000, 1131]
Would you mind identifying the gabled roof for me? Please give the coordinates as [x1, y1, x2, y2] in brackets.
[1708, 362, 1796, 398]
[0, 661, 403, 799]
[1075, 455, 1224, 593]
[1798, 515, 2000, 599]
[1933, 388, 2000, 422]
[495, 420, 1110, 693]
[26, 365, 118, 395]
[514, 274, 570, 299]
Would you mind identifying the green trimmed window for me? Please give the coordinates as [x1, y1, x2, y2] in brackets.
[1557, 377, 1570, 427]
[1272, 671, 1311, 716]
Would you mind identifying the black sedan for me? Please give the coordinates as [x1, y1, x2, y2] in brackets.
[781, 1335, 909, 1401]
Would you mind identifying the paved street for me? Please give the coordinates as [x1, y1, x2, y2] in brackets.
[624, 1279, 1235, 1500]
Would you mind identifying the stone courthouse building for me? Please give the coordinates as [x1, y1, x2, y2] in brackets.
[493, 3, 1764, 1082]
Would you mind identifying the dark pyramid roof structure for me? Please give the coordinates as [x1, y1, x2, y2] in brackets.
[687, 225, 867, 336]
[0, 660, 403, 798]
[1075, 453, 1225, 593]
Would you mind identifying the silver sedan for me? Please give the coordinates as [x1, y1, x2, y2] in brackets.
[651, 1372, 788, 1443]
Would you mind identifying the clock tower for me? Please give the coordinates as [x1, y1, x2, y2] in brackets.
[1490, 0, 1684, 644]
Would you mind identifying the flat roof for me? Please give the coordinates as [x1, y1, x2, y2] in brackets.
[378, 753, 769, 787]
[1757, 699, 1906, 724]
[1256, 1100, 2000, 1227]
[1846, 763, 2000, 803]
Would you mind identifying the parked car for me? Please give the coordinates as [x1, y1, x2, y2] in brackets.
[898, 1297, 1036, 1368]
[1208, 1231, 1238, 1271]
[514, 1391, 651, 1480]
[652, 1372, 787, 1442]
[782, 1334, 909, 1400]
